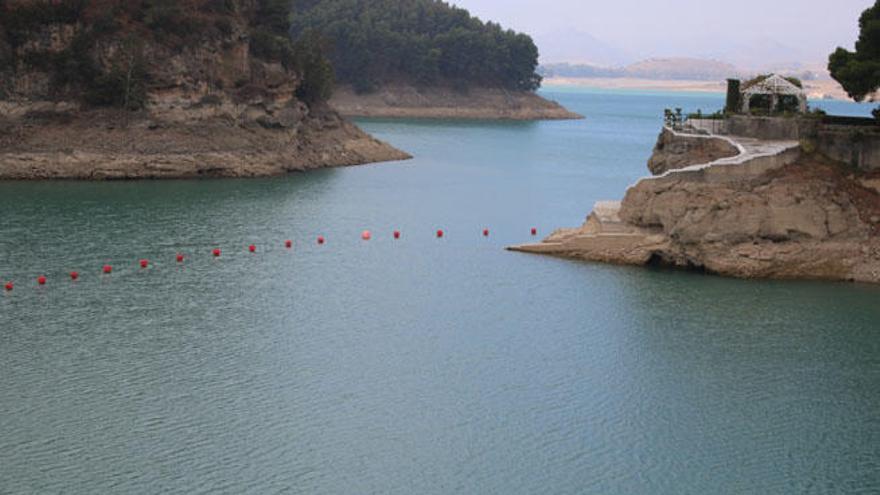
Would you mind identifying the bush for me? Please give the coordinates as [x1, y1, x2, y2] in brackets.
[249, 30, 295, 67]
[1, 0, 88, 47]
[292, 31, 334, 103]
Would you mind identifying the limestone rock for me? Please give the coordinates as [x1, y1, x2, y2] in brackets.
[647, 127, 739, 175]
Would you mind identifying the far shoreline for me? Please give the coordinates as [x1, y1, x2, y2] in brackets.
[541, 76, 851, 101]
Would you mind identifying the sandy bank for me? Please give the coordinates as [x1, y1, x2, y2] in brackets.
[329, 84, 583, 120]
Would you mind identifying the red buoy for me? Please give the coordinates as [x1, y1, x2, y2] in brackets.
[393, 230, 401, 239]
[249, 244, 256, 253]
[103, 265, 113, 274]
[317, 236, 325, 245]
[140, 259, 149, 269]
[213, 248, 221, 257]
[361, 230, 372, 241]
[70, 271, 79, 281]
[436, 229, 444, 238]
[37, 275, 47, 286]
[483, 228, 490, 237]
[285, 240, 293, 249]
[3, 281, 12, 291]
[531, 227, 538, 236]
[176, 254, 185, 263]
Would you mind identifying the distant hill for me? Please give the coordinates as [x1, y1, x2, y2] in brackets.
[289, 0, 542, 93]
[541, 58, 744, 81]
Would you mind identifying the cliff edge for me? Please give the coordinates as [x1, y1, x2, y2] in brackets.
[0, 1, 409, 179]
[510, 127, 880, 284]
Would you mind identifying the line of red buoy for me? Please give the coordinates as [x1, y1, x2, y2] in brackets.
[2, 228, 546, 293]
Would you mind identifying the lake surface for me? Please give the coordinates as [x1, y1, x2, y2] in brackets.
[1, 89, 878, 494]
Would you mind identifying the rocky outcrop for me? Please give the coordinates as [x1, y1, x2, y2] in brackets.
[0, 1, 409, 179]
[647, 127, 739, 174]
[0, 103, 409, 179]
[511, 127, 880, 284]
[329, 84, 583, 121]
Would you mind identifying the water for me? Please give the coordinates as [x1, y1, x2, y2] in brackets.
[1, 89, 878, 494]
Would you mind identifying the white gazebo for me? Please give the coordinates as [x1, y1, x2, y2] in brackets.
[740, 74, 807, 114]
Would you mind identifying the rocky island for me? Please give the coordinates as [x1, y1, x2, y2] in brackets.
[289, 0, 581, 121]
[512, 76, 880, 284]
[0, 0, 409, 180]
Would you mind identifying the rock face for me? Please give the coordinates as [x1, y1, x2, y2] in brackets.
[329, 84, 583, 121]
[0, 1, 409, 179]
[647, 127, 739, 175]
[511, 127, 880, 284]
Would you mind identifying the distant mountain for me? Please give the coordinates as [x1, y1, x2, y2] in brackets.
[541, 58, 745, 81]
[532, 29, 633, 66]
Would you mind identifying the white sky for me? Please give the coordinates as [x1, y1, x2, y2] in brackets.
[453, 0, 872, 67]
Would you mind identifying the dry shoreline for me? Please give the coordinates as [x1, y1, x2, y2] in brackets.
[542, 77, 851, 101]
[329, 84, 583, 121]
[0, 104, 410, 180]
[510, 127, 880, 284]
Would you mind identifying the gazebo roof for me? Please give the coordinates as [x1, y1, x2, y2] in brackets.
[741, 74, 805, 96]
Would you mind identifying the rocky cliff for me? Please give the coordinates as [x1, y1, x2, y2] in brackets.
[511, 127, 880, 284]
[0, 0, 409, 179]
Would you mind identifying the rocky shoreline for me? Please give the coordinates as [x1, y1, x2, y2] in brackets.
[511, 127, 880, 284]
[0, 102, 409, 180]
[330, 84, 583, 121]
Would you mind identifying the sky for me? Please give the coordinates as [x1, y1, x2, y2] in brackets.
[454, 0, 872, 69]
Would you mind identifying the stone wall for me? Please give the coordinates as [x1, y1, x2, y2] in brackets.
[647, 127, 740, 175]
[815, 126, 880, 171]
[689, 116, 880, 171]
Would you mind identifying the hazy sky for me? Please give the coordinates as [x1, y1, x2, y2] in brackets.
[454, 0, 872, 68]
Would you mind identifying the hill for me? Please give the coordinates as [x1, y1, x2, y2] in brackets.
[0, 0, 408, 179]
[289, 0, 542, 94]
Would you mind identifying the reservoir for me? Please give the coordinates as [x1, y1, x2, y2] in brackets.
[1, 89, 878, 494]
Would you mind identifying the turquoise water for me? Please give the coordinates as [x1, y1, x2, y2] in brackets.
[1, 90, 878, 494]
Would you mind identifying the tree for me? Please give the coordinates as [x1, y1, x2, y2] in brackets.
[828, 0, 880, 103]
[289, 0, 542, 93]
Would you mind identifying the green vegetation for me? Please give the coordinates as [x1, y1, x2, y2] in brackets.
[725, 79, 741, 113]
[289, 0, 542, 93]
[829, 0, 880, 117]
[742, 74, 803, 90]
[248, 0, 335, 103]
[0, 0, 334, 108]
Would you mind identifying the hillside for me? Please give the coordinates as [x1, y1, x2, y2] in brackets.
[288, 0, 578, 120]
[0, 0, 408, 179]
[289, 0, 541, 93]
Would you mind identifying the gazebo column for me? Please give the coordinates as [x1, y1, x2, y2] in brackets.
[799, 95, 807, 113]
[741, 94, 750, 113]
[770, 94, 778, 114]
